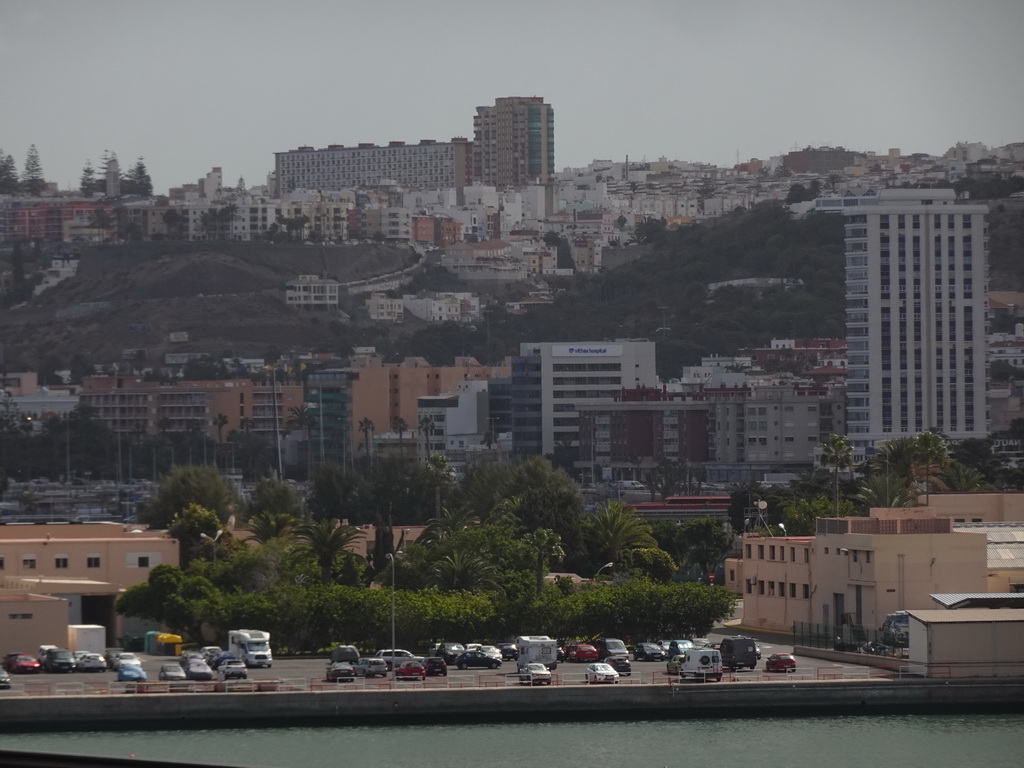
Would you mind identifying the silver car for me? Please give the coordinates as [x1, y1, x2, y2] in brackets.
[74, 653, 106, 672]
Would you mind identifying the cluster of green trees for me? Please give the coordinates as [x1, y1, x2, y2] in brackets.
[117, 459, 737, 651]
[79, 153, 153, 197]
[745, 431, 1023, 537]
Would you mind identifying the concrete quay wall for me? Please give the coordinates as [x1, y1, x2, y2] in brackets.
[2, 679, 1023, 732]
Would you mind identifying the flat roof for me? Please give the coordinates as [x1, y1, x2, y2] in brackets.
[930, 593, 1024, 610]
[908, 609, 1024, 624]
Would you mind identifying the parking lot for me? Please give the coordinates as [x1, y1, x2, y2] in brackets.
[1, 632, 888, 696]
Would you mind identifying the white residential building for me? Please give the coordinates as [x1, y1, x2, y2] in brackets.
[402, 292, 481, 324]
[366, 292, 404, 322]
[844, 189, 989, 461]
[416, 380, 491, 465]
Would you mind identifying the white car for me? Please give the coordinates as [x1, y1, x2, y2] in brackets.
[611, 480, 646, 491]
[74, 652, 106, 672]
[584, 663, 620, 684]
[374, 649, 416, 671]
[518, 663, 553, 686]
[478, 645, 502, 662]
[113, 652, 141, 670]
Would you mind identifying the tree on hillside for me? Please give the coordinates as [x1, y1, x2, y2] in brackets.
[21, 145, 45, 196]
[79, 160, 98, 195]
[0, 152, 18, 194]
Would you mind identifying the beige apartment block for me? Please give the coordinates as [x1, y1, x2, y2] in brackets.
[349, 357, 510, 454]
[914, 492, 1024, 523]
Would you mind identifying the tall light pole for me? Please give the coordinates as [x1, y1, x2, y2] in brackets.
[596, 561, 614, 579]
[200, 529, 224, 563]
[386, 550, 401, 667]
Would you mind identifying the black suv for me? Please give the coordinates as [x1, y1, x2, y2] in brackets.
[633, 642, 665, 662]
[592, 637, 629, 661]
[43, 648, 76, 673]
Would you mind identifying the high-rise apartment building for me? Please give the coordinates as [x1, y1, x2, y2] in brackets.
[473, 97, 554, 187]
[844, 189, 988, 459]
[275, 138, 472, 194]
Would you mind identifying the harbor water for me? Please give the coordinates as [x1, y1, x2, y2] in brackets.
[3, 713, 1022, 768]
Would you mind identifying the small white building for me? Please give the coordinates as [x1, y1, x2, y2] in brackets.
[402, 292, 480, 324]
[366, 292, 404, 323]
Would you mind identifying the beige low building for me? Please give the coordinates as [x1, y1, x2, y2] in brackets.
[0, 593, 70, 656]
[0, 522, 178, 653]
[907, 609, 1024, 678]
[729, 509, 988, 633]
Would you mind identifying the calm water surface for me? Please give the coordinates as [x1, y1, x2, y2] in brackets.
[4, 714, 1022, 768]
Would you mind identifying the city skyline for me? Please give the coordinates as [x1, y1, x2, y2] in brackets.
[2, 0, 1023, 193]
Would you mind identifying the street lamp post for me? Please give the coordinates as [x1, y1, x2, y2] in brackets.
[596, 561, 614, 579]
[386, 551, 401, 668]
[200, 529, 224, 563]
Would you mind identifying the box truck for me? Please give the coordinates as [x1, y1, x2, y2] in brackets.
[67, 625, 106, 655]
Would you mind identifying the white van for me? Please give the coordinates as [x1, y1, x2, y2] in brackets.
[676, 648, 723, 682]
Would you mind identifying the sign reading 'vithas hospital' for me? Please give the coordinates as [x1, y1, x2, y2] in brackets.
[552, 345, 623, 357]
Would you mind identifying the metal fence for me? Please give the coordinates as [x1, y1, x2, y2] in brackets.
[792, 621, 906, 658]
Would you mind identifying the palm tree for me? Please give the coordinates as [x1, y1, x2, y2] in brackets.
[819, 433, 853, 515]
[586, 500, 656, 564]
[358, 418, 375, 468]
[420, 454, 454, 516]
[852, 474, 917, 511]
[866, 437, 917, 486]
[429, 549, 501, 592]
[213, 413, 229, 444]
[421, 505, 479, 544]
[486, 495, 522, 528]
[522, 528, 564, 596]
[913, 432, 949, 505]
[217, 204, 239, 240]
[417, 415, 432, 459]
[294, 518, 365, 584]
[245, 510, 298, 543]
[392, 416, 409, 460]
[288, 405, 317, 474]
[87, 208, 114, 241]
[937, 462, 991, 492]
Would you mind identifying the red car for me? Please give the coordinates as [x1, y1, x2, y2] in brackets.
[563, 643, 599, 663]
[765, 653, 797, 673]
[3, 654, 42, 674]
[394, 660, 426, 680]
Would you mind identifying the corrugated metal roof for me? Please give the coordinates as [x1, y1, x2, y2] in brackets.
[931, 593, 1024, 609]
[909, 609, 1024, 623]
[952, 523, 1024, 568]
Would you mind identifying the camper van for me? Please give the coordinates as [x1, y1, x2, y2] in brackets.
[515, 635, 559, 671]
[228, 629, 273, 668]
[675, 648, 723, 681]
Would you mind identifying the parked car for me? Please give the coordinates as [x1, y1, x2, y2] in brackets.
[423, 657, 447, 676]
[4, 654, 41, 674]
[0, 668, 11, 689]
[113, 653, 141, 670]
[38, 645, 59, 663]
[584, 663, 620, 684]
[605, 655, 632, 676]
[666, 655, 687, 674]
[179, 650, 204, 668]
[183, 658, 214, 681]
[325, 662, 355, 682]
[329, 645, 360, 664]
[765, 653, 797, 673]
[667, 639, 694, 657]
[105, 650, 123, 670]
[353, 657, 389, 678]
[200, 646, 223, 664]
[454, 650, 502, 670]
[518, 663, 553, 686]
[431, 643, 466, 664]
[611, 480, 646, 491]
[592, 638, 629, 661]
[633, 643, 666, 662]
[117, 664, 147, 682]
[674, 649, 724, 681]
[74, 653, 106, 672]
[374, 649, 416, 671]
[719, 636, 759, 671]
[43, 648, 76, 673]
[219, 660, 248, 680]
[496, 643, 519, 661]
[158, 664, 187, 681]
[394, 660, 426, 680]
[563, 643, 599, 663]
[478, 645, 503, 662]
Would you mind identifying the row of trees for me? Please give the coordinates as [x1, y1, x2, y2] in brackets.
[0, 145, 45, 196]
[79, 153, 153, 197]
[119, 459, 737, 650]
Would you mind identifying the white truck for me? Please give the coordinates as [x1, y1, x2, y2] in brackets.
[67, 625, 106, 655]
[228, 629, 273, 668]
[515, 635, 559, 672]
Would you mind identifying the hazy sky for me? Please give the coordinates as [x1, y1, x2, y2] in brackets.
[2, 0, 1022, 193]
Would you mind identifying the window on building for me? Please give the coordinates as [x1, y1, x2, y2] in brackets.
[757, 545, 764, 559]
[852, 550, 858, 563]
[87, 556, 101, 568]
[9, 613, 33, 620]
[768, 581, 776, 596]
[0, 556, 4, 570]
[866, 551, 872, 563]
[790, 547, 796, 561]
[803, 584, 809, 599]
[745, 544, 752, 558]
[55, 557, 69, 569]
[746, 579, 752, 594]
[23, 556, 37, 570]
[769, 545, 776, 560]
[138, 556, 150, 568]
[824, 547, 829, 555]
[804, 549, 809, 563]
[790, 583, 797, 598]
[758, 580, 765, 595]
